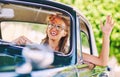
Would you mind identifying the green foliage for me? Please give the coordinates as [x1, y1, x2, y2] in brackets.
[56, 0, 120, 63]
[92, 66, 107, 76]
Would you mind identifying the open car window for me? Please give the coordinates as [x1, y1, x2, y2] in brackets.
[81, 31, 90, 54]
[79, 18, 91, 55]
[0, 3, 71, 55]
[0, 1, 72, 71]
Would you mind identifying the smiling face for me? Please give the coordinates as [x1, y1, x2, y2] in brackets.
[47, 16, 67, 41]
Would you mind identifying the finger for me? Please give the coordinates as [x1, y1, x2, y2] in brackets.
[21, 38, 26, 44]
[111, 21, 115, 27]
[106, 15, 111, 24]
[21, 36, 30, 44]
[106, 15, 109, 23]
[13, 39, 21, 45]
[109, 16, 112, 24]
[23, 37, 32, 43]
[16, 40, 22, 45]
[108, 15, 114, 26]
[100, 20, 103, 29]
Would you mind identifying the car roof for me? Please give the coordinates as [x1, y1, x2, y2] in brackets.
[0, 0, 72, 24]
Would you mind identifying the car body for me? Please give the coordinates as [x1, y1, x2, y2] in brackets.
[0, 0, 109, 77]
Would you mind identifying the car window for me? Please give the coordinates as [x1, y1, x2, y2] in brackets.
[0, 1, 73, 70]
[0, 2, 71, 55]
[81, 31, 90, 54]
[78, 18, 91, 55]
[0, 20, 70, 54]
[1, 4, 70, 54]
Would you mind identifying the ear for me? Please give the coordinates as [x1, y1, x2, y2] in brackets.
[62, 31, 67, 37]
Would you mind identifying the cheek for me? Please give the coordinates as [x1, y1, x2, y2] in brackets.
[60, 31, 66, 37]
[64, 31, 67, 36]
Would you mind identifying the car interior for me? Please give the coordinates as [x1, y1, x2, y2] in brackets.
[0, 3, 71, 47]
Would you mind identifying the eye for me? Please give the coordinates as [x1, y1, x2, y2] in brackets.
[48, 23, 54, 28]
[57, 25, 61, 28]
[48, 24, 52, 28]
[56, 25, 61, 29]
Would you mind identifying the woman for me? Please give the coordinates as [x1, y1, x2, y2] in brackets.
[12, 14, 114, 66]
[41, 14, 69, 54]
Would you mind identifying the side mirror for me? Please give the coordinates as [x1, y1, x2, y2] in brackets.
[15, 44, 54, 74]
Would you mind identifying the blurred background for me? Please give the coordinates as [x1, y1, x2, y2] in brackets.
[56, 0, 120, 76]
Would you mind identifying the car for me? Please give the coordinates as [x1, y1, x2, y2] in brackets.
[0, 0, 109, 77]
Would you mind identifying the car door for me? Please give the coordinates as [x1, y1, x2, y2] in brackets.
[75, 10, 99, 77]
[0, 0, 78, 76]
[75, 10, 110, 77]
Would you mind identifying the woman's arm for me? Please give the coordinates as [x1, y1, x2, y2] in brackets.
[83, 15, 115, 66]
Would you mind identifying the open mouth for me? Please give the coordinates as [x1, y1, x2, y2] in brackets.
[50, 31, 57, 36]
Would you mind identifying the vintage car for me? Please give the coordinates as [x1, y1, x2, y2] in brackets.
[0, 0, 109, 77]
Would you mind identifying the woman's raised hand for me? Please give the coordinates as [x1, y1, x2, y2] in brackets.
[100, 15, 115, 36]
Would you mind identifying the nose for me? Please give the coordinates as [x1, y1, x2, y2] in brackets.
[51, 26, 58, 31]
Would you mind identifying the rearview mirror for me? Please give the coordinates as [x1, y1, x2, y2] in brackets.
[0, 8, 14, 18]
